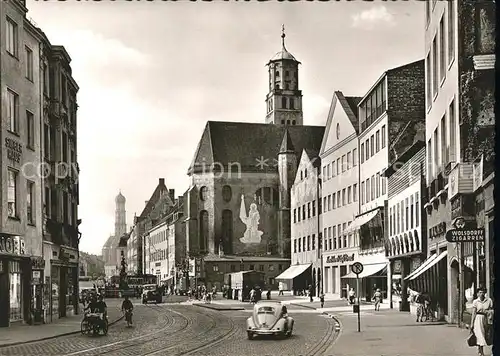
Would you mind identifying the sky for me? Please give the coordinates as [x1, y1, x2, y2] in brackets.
[27, 0, 424, 255]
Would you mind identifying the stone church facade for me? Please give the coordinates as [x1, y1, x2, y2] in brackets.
[184, 29, 325, 290]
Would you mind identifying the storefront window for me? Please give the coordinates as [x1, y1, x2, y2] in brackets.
[67, 268, 75, 314]
[9, 261, 23, 321]
[51, 267, 60, 319]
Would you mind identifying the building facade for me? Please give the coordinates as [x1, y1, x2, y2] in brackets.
[319, 91, 361, 299]
[384, 142, 427, 312]
[145, 198, 185, 290]
[126, 224, 138, 274]
[289, 149, 321, 295]
[423, 0, 495, 325]
[343, 60, 425, 301]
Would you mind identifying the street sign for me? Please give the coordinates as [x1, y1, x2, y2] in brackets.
[445, 229, 485, 243]
[351, 262, 364, 275]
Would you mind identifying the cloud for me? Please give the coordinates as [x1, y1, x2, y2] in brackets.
[351, 6, 396, 30]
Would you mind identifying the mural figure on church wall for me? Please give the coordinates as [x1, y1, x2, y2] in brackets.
[239, 194, 264, 244]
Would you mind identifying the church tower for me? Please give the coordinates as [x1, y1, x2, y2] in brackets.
[115, 191, 127, 238]
[265, 25, 303, 126]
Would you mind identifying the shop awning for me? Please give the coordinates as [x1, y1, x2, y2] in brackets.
[275, 263, 312, 280]
[408, 251, 448, 281]
[341, 263, 387, 279]
[344, 209, 380, 234]
[404, 253, 439, 281]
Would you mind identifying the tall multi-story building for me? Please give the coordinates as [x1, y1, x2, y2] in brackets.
[343, 60, 425, 301]
[145, 196, 185, 290]
[319, 91, 361, 299]
[126, 224, 138, 274]
[0, 0, 79, 327]
[289, 149, 321, 296]
[423, 0, 495, 325]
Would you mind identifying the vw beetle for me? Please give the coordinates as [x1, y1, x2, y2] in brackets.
[246, 301, 294, 340]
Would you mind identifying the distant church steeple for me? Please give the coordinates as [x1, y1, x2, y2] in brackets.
[265, 25, 303, 126]
[115, 191, 127, 238]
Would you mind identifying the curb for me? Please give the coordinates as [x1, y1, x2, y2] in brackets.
[0, 314, 125, 348]
[321, 311, 342, 332]
[289, 302, 317, 310]
[192, 303, 245, 311]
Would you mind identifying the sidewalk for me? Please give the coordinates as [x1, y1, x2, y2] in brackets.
[324, 309, 492, 356]
[0, 300, 124, 347]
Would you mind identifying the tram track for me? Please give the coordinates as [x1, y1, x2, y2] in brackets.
[305, 314, 338, 356]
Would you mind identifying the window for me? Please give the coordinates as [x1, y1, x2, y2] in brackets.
[415, 192, 420, 227]
[426, 52, 432, 108]
[342, 189, 346, 206]
[27, 180, 34, 224]
[439, 16, 446, 82]
[361, 181, 365, 204]
[449, 100, 456, 162]
[322, 199, 326, 213]
[410, 195, 414, 229]
[375, 130, 380, 152]
[366, 179, 370, 203]
[307, 236, 311, 250]
[337, 191, 341, 207]
[307, 202, 311, 218]
[336, 123, 340, 139]
[200, 186, 208, 201]
[347, 186, 352, 204]
[432, 36, 438, 97]
[365, 140, 369, 160]
[353, 184, 358, 202]
[336, 159, 340, 174]
[6, 18, 18, 56]
[376, 173, 380, 198]
[326, 165, 330, 179]
[371, 176, 375, 200]
[347, 152, 351, 170]
[353, 148, 358, 166]
[302, 205, 305, 220]
[293, 209, 296, 223]
[298, 238, 301, 252]
[332, 162, 336, 177]
[441, 116, 447, 167]
[327, 195, 331, 211]
[26, 46, 33, 81]
[259, 264, 264, 271]
[405, 198, 409, 231]
[312, 234, 316, 250]
[332, 193, 336, 209]
[341, 155, 345, 172]
[427, 140, 433, 182]
[312, 200, 316, 216]
[370, 135, 374, 157]
[26, 111, 35, 149]
[360, 143, 365, 163]
[7, 89, 19, 133]
[323, 166, 326, 180]
[43, 63, 49, 94]
[396, 203, 400, 234]
[381, 125, 386, 148]
[8, 170, 18, 217]
[448, 0, 455, 64]
[389, 207, 393, 236]
[433, 128, 439, 175]
[381, 175, 386, 195]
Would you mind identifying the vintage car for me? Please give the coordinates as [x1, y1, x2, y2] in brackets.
[142, 284, 162, 304]
[246, 301, 294, 340]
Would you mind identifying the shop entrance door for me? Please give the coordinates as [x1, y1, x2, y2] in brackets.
[59, 267, 67, 318]
[0, 260, 9, 327]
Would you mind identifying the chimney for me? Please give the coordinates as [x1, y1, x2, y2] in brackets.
[169, 189, 175, 202]
[159, 178, 165, 185]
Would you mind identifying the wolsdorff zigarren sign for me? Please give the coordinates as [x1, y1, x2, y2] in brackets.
[445, 229, 485, 243]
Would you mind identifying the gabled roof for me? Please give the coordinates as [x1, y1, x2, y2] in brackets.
[279, 128, 295, 153]
[188, 122, 325, 174]
[138, 179, 169, 219]
[303, 149, 321, 168]
[320, 91, 360, 155]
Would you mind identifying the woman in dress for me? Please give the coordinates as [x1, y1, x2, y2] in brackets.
[471, 287, 493, 356]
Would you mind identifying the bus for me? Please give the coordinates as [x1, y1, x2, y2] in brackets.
[109, 274, 158, 289]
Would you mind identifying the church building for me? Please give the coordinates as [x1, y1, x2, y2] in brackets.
[184, 28, 325, 290]
[102, 191, 128, 279]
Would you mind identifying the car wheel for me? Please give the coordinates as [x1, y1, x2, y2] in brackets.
[247, 332, 254, 340]
[287, 329, 293, 337]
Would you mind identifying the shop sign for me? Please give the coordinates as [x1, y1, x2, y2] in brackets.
[32, 270, 41, 284]
[0, 235, 26, 255]
[31, 256, 45, 270]
[393, 260, 401, 273]
[5, 137, 23, 164]
[451, 195, 476, 221]
[429, 222, 446, 239]
[326, 253, 355, 264]
[445, 228, 485, 243]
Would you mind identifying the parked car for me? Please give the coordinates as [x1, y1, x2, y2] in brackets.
[142, 284, 162, 304]
[246, 301, 294, 340]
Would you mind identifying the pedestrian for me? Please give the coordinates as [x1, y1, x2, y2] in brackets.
[278, 282, 284, 296]
[249, 287, 256, 303]
[348, 288, 356, 305]
[308, 285, 314, 302]
[320, 292, 325, 309]
[471, 287, 493, 356]
[372, 288, 382, 311]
